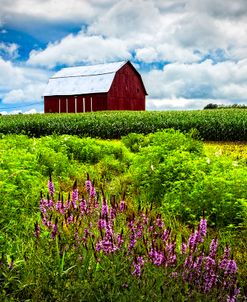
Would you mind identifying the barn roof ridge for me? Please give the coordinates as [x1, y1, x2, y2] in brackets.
[51, 70, 117, 79]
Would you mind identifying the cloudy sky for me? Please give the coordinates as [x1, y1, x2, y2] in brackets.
[0, 0, 247, 113]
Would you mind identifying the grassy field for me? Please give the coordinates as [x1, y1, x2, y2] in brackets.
[0, 129, 246, 301]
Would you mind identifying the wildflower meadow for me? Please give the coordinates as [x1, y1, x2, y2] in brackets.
[0, 127, 246, 301]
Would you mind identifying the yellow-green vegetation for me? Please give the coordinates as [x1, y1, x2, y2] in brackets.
[205, 141, 247, 161]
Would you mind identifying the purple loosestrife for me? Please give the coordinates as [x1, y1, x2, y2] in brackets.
[227, 286, 240, 302]
[40, 197, 48, 214]
[149, 248, 164, 266]
[56, 200, 65, 214]
[101, 199, 108, 219]
[96, 224, 117, 254]
[117, 233, 124, 249]
[79, 198, 87, 215]
[128, 231, 136, 252]
[181, 236, 187, 254]
[202, 256, 217, 292]
[166, 240, 177, 266]
[90, 186, 96, 198]
[161, 228, 170, 243]
[72, 189, 78, 209]
[96, 237, 117, 254]
[85, 174, 92, 192]
[225, 258, 237, 275]
[188, 230, 203, 252]
[219, 245, 231, 270]
[67, 215, 74, 224]
[141, 213, 148, 225]
[51, 222, 58, 239]
[98, 217, 106, 230]
[48, 176, 55, 197]
[155, 214, 164, 229]
[135, 222, 143, 239]
[132, 256, 145, 278]
[110, 207, 117, 220]
[199, 217, 207, 238]
[209, 238, 218, 259]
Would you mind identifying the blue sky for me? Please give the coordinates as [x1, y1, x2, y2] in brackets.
[0, 0, 247, 114]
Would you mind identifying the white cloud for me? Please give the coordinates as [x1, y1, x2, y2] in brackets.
[0, 108, 41, 115]
[146, 98, 220, 110]
[2, 82, 46, 104]
[28, 32, 131, 68]
[0, 57, 49, 110]
[135, 44, 200, 63]
[143, 59, 247, 103]
[26, 0, 247, 69]
[0, 0, 117, 23]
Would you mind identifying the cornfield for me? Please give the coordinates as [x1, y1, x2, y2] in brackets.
[0, 109, 246, 141]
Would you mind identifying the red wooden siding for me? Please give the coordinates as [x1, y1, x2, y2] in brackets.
[107, 63, 146, 110]
[44, 93, 108, 113]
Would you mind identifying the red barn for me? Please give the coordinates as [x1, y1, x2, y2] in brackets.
[43, 61, 147, 113]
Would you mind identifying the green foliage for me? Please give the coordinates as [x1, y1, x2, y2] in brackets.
[124, 130, 247, 228]
[0, 109, 247, 141]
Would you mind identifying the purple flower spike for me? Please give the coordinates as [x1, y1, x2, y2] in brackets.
[225, 259, 238, 275]
[79, 199, 87, 215]
[219, 245, 231, 270]
[199, 217, 207, 238]
[90, 186, 96, 198]
[117, 233, 124, 248]
[101, 199, 108, 218]
[209, 238, 218, 258]
[132, 256, 145, 277]
[48, 177, 55, 197]
[85, 174, 92, 192]
[181, 241, 187, 254]
[72, 188, 78, 206]
[162, 228, 170, 243]
[149, 248, 164, 266]
[98, 218, 106, 230]
[51, 223, 58, 239]
[227, 287, 240, 302]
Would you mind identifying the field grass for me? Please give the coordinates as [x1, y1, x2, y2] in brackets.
[0, 109, 247, 141]
[0, 130, 246, 301]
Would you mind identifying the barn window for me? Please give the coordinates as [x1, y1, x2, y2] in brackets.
[90, 97, 93, 112]
[58, 98, 61, 113]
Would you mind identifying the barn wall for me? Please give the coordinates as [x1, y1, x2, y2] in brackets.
[44, 94, 108, 113]
[44, 96, 59, 113]
[107, 63, 146, 111]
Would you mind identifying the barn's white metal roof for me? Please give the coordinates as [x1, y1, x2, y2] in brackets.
[43, 61, 127, 96]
